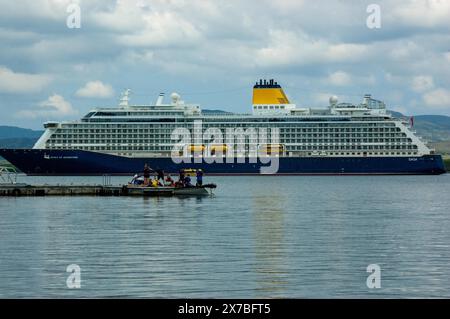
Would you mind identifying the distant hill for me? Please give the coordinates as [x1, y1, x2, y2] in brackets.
[430, 141, 450, 155]
[412, 115, 450, 142]
[389, 112, 450, 142]
[0, 126, 43, 152]
[0, 137, 39, 149]
[0, 126, 43, 139]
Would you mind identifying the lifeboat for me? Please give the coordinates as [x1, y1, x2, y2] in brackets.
[210, 144, 228, 155]
[259, 143, 285, 155]
[187, 144, 205, 152]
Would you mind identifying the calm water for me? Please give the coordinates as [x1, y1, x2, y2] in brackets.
[1, 174, 450, 298]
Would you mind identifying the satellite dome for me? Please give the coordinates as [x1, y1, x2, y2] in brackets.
[329, 95, 338, 106]
[171, 92, 180, 103]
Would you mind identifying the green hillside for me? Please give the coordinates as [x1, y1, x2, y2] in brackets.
[0, 137, 38, 149]
[389, 112, 450, 142]
[431, 141, 450, 155]
[0, 126, 42, 139]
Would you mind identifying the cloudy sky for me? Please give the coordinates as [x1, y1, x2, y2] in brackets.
[0, 0, 449, 129]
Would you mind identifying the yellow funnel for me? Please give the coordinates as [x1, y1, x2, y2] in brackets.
[252, 79, 290, 104]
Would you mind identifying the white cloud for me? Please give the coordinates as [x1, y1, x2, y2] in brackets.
[445, 52, 450, 63]
[312, 93, 335, 105]
[384, 72, 403, 84]
[324, 43, 369, 62]
[386, 91, 404, 104]
[39, 94, 76, 115]
[94, 0, 147, 32]
[0, 0, 75, 22]
[255, 30, 370, 68]
[0, 66, 51, 94]
[391, 106, 408, 115]
[76, 81, 114, 98]
[117, 11, 202, 48]
[423, 88, 450, 108]
[0, 27, 38, 42]
[391, 0, 450, 28]
[18, 94, 77, 118]
[93, 1, 202, 48]
[389, 41, 421, 60]
[327, 71, 352, 86]
[411, 75, 434, 93]
[267, 0, 305, 14]
[324, 71, 375, 88]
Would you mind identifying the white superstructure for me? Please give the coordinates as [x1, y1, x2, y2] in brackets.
[33, 80, 433, 158]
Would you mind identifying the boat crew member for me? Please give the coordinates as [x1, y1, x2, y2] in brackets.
[151, 178, 159, 187]
[165, 175, 175, 187]
[143, 164, 151, 185]
[184, 176, 193, 187]
[196, 169, 203, 186]
[156, 169, 165, 182]
[178, 169, 185, 184]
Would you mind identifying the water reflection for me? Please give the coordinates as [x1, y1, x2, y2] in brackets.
[251, 191, 287, 297]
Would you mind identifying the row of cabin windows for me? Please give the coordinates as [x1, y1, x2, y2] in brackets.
[46, 144, 418, 151]
[57, 123, 400, 134]
[48, 129, 407, 141]
[289, 145, 417, 150]
[52, 127, 402, 138]
[46, 136, 414, 145]
[59, 122, 398, 131]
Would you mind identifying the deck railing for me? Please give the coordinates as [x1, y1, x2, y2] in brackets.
[0, 165, 19, 184]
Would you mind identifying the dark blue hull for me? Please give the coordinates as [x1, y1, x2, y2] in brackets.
[0, 149, 446, 175]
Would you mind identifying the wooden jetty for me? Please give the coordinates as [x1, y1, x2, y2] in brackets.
[0, 184, 125, 197]
[0, 167, 215, 197]
[0, 184, 213, 197]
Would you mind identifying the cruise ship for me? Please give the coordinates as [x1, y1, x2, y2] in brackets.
[0, 80, 445, 175]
